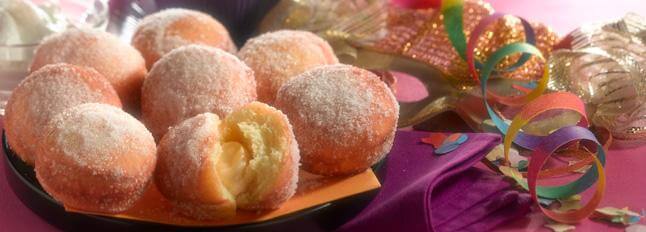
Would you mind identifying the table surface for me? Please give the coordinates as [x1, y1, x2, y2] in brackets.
[2, 0, 646, 231]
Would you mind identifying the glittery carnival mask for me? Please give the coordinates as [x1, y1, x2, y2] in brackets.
[259, 0, 558, 128]
[548, 13, 646, 147]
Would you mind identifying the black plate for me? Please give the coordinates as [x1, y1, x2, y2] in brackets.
[2, 131, 382, 231]
[106, 0, 281, 45]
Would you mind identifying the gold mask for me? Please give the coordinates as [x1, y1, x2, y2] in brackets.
[259, 0, 558, 128]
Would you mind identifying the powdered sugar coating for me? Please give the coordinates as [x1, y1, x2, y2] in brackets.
[155, 113, 234, 220]
[31, 28, 147, 111]
[132, 8, 236, 69]
[238, 30, 338, 104]
[155, 102, 300, 218]
[35, 103, 156, 213]
[156, 113, 222, 201]
[5, 63, 122, 165]
[275, 64, 399, 175]
[141, 45, 256, 139]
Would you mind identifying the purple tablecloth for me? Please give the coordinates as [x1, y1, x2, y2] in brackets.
[1, 0, 646, 231]
[338, 131, 531, 232]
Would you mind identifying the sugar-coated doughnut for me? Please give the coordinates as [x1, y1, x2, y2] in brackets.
[35, 103, 156, 213]
[155, 113, 235, 220]
[5, 63, 122, 165]
[132, 8, 236, 69]
[275, 64, 399, 176]
[141, 45, 256, 140]
[155, 102, 299, 220]
[30, 28, 146, 111]
[238, 30, 338, 104]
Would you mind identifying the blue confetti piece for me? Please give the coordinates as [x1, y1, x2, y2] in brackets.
[628, 215, 641, 224]
[435, 143, 460, 154]
[454, 133, 468, 144]
[435, 134, 469, 155]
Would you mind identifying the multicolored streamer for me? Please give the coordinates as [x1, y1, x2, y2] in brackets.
[397, 0, 609, 223]
[525, 126, 606, 223]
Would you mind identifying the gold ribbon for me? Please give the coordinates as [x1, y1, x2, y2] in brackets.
[548, 13, 646, 145]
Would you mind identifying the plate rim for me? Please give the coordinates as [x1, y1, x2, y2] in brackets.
[1, 130, 348, 229]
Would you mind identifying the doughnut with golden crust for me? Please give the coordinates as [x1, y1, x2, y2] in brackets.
[141, 45, 256, 140]
[275, 64, 398, 176]
[35, 103, 156, 213]
[238, 30, 338, 104]
[31, 28, 146, 112]
[5, 63, 122, 165]
[132, 8, 237, 69]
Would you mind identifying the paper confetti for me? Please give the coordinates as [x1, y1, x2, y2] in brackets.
[485, 144, 521, 163]
[544, 221, 576, 232]
[421, 133, 468, 155]
[538, 197, 556, 207]
[499, 166, 524, 183]
[591, 207, 642, 226]
[420, 133, 447, 148]
[485, 144, 505, 161]
[556, 195, 582, 212]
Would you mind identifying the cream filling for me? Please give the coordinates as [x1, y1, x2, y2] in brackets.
[216, 142, 252, 197]
[211, 105, 286, 206]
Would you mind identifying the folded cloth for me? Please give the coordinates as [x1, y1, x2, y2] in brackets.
[337, 131, 531, 232]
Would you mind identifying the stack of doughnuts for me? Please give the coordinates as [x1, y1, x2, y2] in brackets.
[3, 7, 399, 221]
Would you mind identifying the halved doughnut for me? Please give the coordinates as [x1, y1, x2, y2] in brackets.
[155, 102, 299, 220]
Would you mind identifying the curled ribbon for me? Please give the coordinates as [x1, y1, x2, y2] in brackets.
[409, 0, 611, 223]
[526, 126, 606, 223]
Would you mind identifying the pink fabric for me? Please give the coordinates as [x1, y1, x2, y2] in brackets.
[1, 1, 646, 231]
[487, 0, 646, 36]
